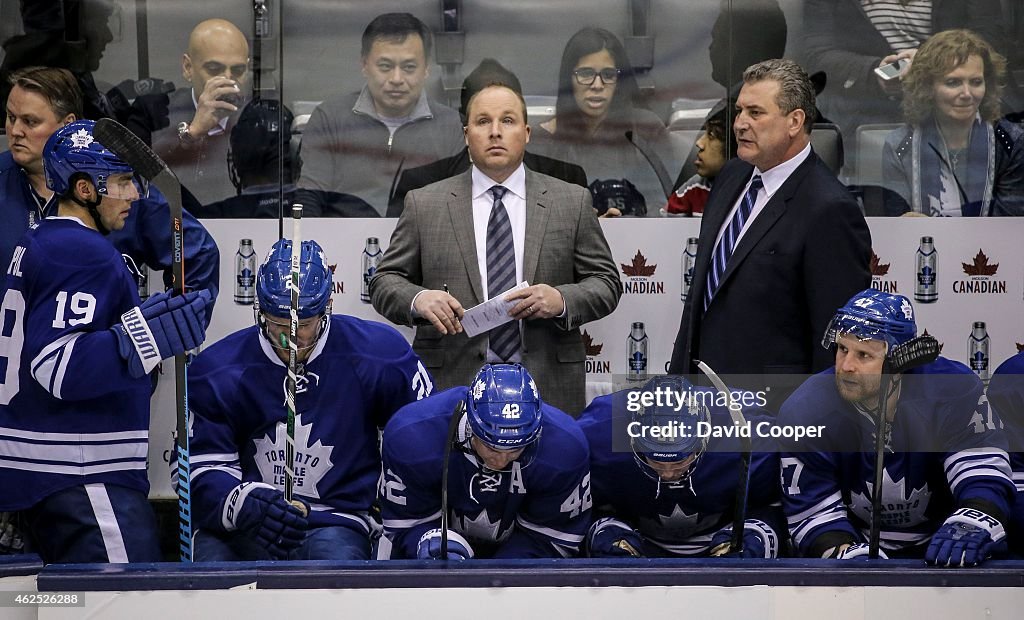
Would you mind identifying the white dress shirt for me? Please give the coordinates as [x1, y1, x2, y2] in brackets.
[712, 142, 812, 250]
[471, 163, 527, 297]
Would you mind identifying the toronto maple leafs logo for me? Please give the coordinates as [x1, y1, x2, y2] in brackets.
[637, 503, 708, 540]
[455, 509, 510, 543]
[471, 378, 486, 402]
[900, 299, 913, 320]
[253, 413, 334, 499]
[70, 128, 94, 148]
[850, 468, 931, 530]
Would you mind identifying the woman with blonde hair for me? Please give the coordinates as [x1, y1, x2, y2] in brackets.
[882, 29, 1024, 216]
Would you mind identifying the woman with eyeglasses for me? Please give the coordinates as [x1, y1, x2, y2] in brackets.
[532, 27, 677, 217]
[882, 29, 1024, 217]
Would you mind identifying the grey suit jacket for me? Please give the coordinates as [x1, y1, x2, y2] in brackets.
[370, 167, 621, 415]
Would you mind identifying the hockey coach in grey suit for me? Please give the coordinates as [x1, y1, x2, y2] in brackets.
[371, 82, 620, 415]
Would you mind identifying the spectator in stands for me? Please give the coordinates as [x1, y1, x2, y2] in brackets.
[800, 0, 1006, 146]
[1, 0, 165, 129]
[708, 0, 788, 91]
[297, 12, 464, 216]
[141, 19, 250, 208]
[531, 27, 677, 216]
[202, 99, 375, 218]
[882, 29, 1024, 216]
[386, 58, 587, 217]
[664, 98, 736, 216]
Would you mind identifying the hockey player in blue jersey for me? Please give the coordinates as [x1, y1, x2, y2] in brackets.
[778, 289, 1014, 565]
[987, 352, 1024, 557]
[578, 375, 783, 558]
[2, 66, 220, 308]
[0, 120, 212, 563]
[187, 238, 433, 561]
[379, 363, 591, 560]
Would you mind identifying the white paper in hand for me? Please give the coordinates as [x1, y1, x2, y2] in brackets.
[462, 281, 529, 338]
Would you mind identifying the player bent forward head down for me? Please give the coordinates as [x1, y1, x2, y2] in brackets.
[255, 238, 333, 365]
[418, 363, 545, 560]
[379, 362, 593, 560]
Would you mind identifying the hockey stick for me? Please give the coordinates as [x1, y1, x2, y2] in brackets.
[283, 204, 305, 513]
[867, 335, 941, 558]
[93, 118, 193, 561]
[439, 399, 466, 560]
[696, 360, 750, 554]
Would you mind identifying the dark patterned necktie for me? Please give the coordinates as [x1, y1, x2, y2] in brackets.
[485, 185, 519, 360]
[704, 175, 763, 310]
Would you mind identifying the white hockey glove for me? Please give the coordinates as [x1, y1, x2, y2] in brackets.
[417, 528, 474, 560]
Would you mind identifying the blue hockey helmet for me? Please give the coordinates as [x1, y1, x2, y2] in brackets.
[43, 120, 144, 199]
[255, 238, 333, 320]
[466, 363, 543, 451]
[821, 288, 917, 351]
[631, 375, 709, 483]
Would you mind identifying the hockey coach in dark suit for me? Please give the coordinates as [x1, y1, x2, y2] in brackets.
[371, 82, 620, 416]
[668, 59, 870, 409]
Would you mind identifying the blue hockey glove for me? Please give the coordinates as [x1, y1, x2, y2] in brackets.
[829, 543, 889, 560]
[926, 507, 1006, 567]
[586, 517, 645, 558]
[113, 289, 211, 378]
[222, 483, 309, 560]
[709, 519, 779, 558]
[417, 528, 475, 560]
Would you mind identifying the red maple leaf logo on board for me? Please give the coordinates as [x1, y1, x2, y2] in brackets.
[1016, 342, 1024, 353]
[869, 251, 890, 277]
[621, 250, 657, 277]
[328, 264, 338, 274]
[961, 250, 998, 276]
[582, 330, 603, 357]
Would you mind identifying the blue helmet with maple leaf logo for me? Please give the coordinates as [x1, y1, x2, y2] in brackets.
[631, 375, 709, 484]
[256, 238, 333, 320]
[822, 288, 917, 350]
[466, 363, 543, 452]
[43, 119, 142, 198]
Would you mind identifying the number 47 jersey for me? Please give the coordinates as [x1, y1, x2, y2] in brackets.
[0, 218, 151, 511]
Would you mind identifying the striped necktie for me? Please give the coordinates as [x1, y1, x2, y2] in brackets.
[704, 175, 763, 310]
[485, 185, 520, 360]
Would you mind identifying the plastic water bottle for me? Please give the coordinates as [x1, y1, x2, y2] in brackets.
[361, 237, 382, 304]
[627, 322, 648, 381]
[234, 239, 256, 305]
[681, 237, 698, 302]
[915, 236, 937, 304]
[968, 321, 990, 384]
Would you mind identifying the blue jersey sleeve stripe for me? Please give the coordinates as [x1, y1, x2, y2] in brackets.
[191, 452, 240, 465]
[0, 457, 147, 476]
[383, 510, 442, 530]
[30, 332, 80, 399]
[0, 437, 146, 464]
[786, 490, 844, 525]
[792, 510, 849, 546]
[191, 465, 242, 482]
[0, 426, 147, 442]
[515, 516, 586, 544]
